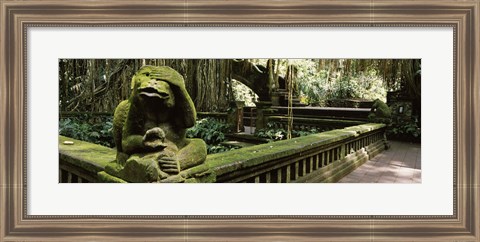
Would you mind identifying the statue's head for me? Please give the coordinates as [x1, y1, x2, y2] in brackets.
[130, 65, 196, 128]
[132, 67, 176, 109]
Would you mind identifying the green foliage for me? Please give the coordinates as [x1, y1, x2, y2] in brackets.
[186, 118, 230, 144]
[297, 65, 387, 105]
[254, 122, 320, 141]
[59, 116, 114, 147]
[255, 126, 286, 141]
[249, 59, 388, 105]
[207, 145, 235, 154]
[387, 116, 421, 142]
[186, 118, 236, 154]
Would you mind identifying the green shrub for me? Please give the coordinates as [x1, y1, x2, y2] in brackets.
[297, 64, 387, 105]
[59, 115, 114, 147]
[368, 99, 392, 124]
[186, 118, 236, 154]
[207, 144, 235, 154]
[387, 116, 421, 142]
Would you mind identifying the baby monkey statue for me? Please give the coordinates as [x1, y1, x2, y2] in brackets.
[104, 66, 208, 182]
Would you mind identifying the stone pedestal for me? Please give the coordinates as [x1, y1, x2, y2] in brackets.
[387, 91, 415, 120]
[99, 162, 216, 183]
[254, 101, 276, 130]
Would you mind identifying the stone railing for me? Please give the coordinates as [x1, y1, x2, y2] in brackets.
[59, 135, 115, 183]
[265, 116, 365, 132]
[271, 106, 371, 121]
[205, 123, 387, 183]
[59, 123, 387, 183]
[196, 112, 228, 123]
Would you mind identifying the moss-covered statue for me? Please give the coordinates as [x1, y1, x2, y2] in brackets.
[368, 99, 392, 124]
[104, 66, 207, 182]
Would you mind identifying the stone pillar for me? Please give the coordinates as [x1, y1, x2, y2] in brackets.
[271, 92, 281, 106]
[254, 101, 276, 130]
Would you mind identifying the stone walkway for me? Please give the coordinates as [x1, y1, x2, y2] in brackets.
[338, 141, 421, 183]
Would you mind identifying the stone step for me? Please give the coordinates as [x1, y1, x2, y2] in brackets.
[221, 140, 257, 148]
[225, 133, 269, 144]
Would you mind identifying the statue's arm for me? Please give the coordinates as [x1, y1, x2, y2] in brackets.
[121, 134, 146, 154]
[113, 100, 129, 152]
[113, 100, 145, 154]
[177, 138, 207, 170]
[121, 101, 148, 154]
[123, 128, 167, 154]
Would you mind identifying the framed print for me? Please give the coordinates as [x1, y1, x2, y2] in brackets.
[1, 0, 479, 241]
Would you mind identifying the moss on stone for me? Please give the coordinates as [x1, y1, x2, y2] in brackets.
[343, 123, 386, 135]
[97, 171, 128, 183]
[159, 163, 216, 183]
[205, 123, 386, 176]
[368, 99, 392, 123]
[59, 135, 115, 173]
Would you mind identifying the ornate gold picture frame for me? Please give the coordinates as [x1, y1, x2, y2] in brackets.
[1, 0, 478, 241]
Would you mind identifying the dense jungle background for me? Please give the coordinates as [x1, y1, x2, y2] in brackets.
[59, 59, 420, 112]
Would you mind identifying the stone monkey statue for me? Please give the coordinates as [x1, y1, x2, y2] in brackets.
[108, 66, 207, 182]
[368, 98, 392, 124]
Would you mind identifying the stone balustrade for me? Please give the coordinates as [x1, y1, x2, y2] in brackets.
[59, 123, 387, 183]
[59, 135, 115, 183]
[205, 123, 387, 183]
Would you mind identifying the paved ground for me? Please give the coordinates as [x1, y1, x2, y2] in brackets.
[338, 141, 421, 183]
